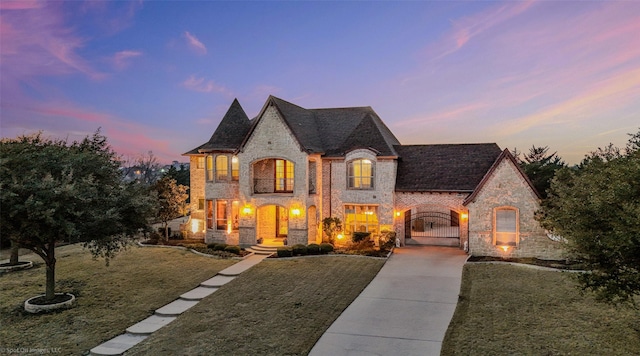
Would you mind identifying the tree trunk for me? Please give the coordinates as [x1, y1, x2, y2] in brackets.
[164, 222, 169, 241]
[9, 240, 20, 265]
[45, 243, 57, 301]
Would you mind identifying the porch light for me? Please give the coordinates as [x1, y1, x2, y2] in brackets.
[500, 246, 509, 252]
[337, 234, 344, 240]
[395, 211, 401, 217]
[242, 206, 252, 215]
[461, 213, 468, 220]
[291, 208, 301, 217]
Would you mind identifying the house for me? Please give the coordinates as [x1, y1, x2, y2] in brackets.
[184, 96, 562, 259]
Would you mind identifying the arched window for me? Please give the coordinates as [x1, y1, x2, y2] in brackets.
[348, 159, 374, 189]
[494, 207, 519, 246]
[216, 155, 228, 181]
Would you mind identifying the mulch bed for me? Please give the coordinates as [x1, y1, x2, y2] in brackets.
[467, 256, 585, 270]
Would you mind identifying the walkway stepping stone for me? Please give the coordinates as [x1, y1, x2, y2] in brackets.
[217, 254, 269, 276]
[200, 274, 236, 287]
[155, 299, 199, 316]
[90, 333, 148, 355]
[126, 315, 176, 335]
[180, 286, 218, 300]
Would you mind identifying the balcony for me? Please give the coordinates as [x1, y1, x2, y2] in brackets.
[253, 178, 294, 194]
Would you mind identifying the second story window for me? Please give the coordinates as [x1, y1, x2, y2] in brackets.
[206, 156, 214, 181]
[216, 155, 228, 181]
[231, 156, 239, 181]
[275, 159, 294, 192]
[197, 156, 205, 169]
[348, 159, 374, 189]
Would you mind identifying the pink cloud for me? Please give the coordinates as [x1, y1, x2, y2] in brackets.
[393, 102, 488, 128]
[182, 75, 228, 93]
[112, 50, 143, 69]
[184, 31, 207, 55]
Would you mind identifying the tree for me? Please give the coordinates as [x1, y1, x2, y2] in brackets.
[153, 176, 188, 240]
[120, 151, 162, 185]
[513, 145, 565, 198]
[322, 217, 342, 244]
[536, 130, 640, 305]
[0, 132, 157, 301]
[164, 164, 190, 187]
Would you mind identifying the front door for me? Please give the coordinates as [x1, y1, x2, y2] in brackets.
[276, 206, 288, 237]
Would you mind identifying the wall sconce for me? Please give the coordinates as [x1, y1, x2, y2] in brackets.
[395, 211, 401, 217]
[337, 234, 344, 240]
[500, 246, 509, 252]
[291, 208, 301, 217]
[242, 206, 252, 215]
[461, 213, 469, 220]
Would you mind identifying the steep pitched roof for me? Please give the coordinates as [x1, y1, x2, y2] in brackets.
[239, 96, 400, 157]
[463, 148, 541, 205]
[394, 144, 502, 192]
[184, 99, 251, 154]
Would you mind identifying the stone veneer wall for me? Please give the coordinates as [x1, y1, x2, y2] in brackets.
[187, 155, 206, 239]
[322, 149, 397, 238]
[393, 192, 469, 247]
[236, 105, 310, 246]
[466, 158, 563, 259]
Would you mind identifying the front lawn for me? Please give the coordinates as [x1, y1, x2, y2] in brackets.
[442, 264, 640, 355]
[0, 244, 235, 355]
[127, 256, 386, 355]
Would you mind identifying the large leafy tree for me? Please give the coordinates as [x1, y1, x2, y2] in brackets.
[0, 132, 157, 301]
[154, 176, 188, 240]
[513, 145, 565, 198]
[536, 130, 640, 305]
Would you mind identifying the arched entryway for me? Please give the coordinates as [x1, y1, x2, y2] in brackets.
[403, 207, 461, 246]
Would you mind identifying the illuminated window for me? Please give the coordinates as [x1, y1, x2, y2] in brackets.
[216, 155, 228, 181]
[216, 200, 227, 230]
[206, 200, 214, 229]
[348, 159, 374, 189]
[275, 159, 294, 192]
[231, 156, 239, 181]
[276, 206, 288, 237]
[206, 156, 214, 181]
[344, 205, 378, 237]
[494, 207, 519, 246]
[196, 157, 205, 169]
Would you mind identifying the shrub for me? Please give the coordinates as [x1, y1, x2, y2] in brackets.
[206, 243, 218, 249]
[292, 244, 308, 256]
[352, 231, 371, 242]
[213, 244, 228, 251]
[379, 230, 396, 250]
[277, 247, 293, 257]
[307, 243, 320, 255]
[169, 232, 184, 240]
[319, 243, 334, 254]
[224, 245, 241, 255]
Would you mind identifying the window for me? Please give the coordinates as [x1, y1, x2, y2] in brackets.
[275, 159, 294, 192]
[276, 206, 288, 237]
[196, 157, 205, 169]
[494, 207, 518, 246]
[216, 200, 227, 230]
[206, 200, 214, 229]
[206, 156, 214, 181]
[216, 155, 228, 181]
[231, 156, 239, 181]
[348, 159, 374, 189]
[344, 205, 378, 237]
[197, 198, 205, 211]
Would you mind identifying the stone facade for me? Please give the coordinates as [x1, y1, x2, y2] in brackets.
[465, 157, 563, 259]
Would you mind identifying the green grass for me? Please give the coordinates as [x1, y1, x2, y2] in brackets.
[127, 256, 386, 356]
[0, 244, 235, 355]
[442, 264, 640, 355]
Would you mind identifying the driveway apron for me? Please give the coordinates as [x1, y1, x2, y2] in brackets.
[309, 245, 468, 356]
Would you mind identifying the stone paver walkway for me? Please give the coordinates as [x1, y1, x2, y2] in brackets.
[90, 254, 268, 356]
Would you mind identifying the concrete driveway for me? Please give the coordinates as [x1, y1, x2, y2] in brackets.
[309, 245, 468, 356]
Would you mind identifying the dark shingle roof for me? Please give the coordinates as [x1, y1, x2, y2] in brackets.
[394, 144, 502, 192]
[184, 99, 251, 154]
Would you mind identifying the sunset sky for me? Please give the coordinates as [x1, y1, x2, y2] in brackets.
[1, 0, 639, 164]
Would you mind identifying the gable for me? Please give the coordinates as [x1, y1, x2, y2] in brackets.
[240, 104, 305, 155]
[394, 144, 502, 192]
[464, 149, 540, 206]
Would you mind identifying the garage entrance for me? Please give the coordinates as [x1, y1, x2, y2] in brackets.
[404, 210, 460, 246]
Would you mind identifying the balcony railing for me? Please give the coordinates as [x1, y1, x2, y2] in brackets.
[253, 178, 294, 194]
